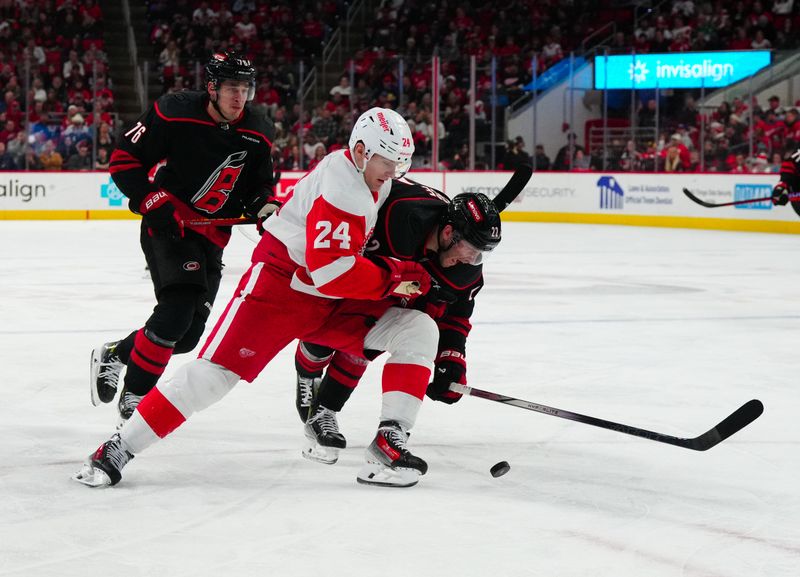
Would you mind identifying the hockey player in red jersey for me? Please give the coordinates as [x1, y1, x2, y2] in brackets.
[89, 52, 279, 426]
[295, 185, 502, 482]
[771, 147, 800, 217]
[75, 107, 439, 488]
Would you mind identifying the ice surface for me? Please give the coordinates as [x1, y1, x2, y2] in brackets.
[0, 220, 797, 577]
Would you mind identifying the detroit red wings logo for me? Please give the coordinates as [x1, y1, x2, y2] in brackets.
[191, 151, 247, 213]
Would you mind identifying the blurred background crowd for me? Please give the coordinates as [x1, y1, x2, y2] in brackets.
[0, 0, 798, 173]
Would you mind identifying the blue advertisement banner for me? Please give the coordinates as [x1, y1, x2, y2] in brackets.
[594, 51, 771, 89]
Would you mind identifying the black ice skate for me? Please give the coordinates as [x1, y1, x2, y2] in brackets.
[117, 390, 144, 430]
[72, 433, 134, 487]
[302, 404, 346, 465]
[295, 374, 321, 422]
[357, 420, 427, 488]
[89, 341, 124, 406]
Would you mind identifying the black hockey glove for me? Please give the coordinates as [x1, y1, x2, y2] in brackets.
[772, 182, 790, 206]
[426, 349, 466, 404]
[140, 191, 182, 239]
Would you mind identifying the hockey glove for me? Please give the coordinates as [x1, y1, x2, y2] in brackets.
[377, 257, 432, 298]
[256, 200, 282, 235]
[772, 182, 790, 206]
[140, 191, 182, 239]
[426, 349, 466, 404]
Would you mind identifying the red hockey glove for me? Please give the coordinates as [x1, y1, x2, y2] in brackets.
[426, 349, 466, 404]
[378, 257, 432, 298]
[772, 182, 790, 206]
[140, 191, 182, 239]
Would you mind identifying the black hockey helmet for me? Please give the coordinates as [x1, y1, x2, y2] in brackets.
[444, 192, 502, 253]
[205, 51, 256, 100]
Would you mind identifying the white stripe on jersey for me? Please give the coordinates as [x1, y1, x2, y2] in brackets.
[308, 255, 356, 287]
[202, 262, 264, 360]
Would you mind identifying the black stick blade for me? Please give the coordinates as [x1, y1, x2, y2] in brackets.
[689, 399, 764, 451]
[683, 187, 720, 208]
[493, 163, 533, 212]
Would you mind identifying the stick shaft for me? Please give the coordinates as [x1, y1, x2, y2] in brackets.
[450, 383, 762, 451]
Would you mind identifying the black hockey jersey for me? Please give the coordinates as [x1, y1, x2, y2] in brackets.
[779, 147, 800, 217]
[109, 90, 276, 247]
[368, 178, 485, 355]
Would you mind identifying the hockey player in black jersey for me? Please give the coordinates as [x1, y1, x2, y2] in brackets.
[295, 181, 502, 478]
[771, 147, 800, 217]
[90, 51, 278, 425]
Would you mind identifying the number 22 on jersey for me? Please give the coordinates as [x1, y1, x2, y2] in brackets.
[314, 220, 351, 250]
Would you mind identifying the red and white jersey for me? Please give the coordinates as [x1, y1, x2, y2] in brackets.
[262, 149, 393, 299]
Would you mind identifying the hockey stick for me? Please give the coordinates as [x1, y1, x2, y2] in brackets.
[682, 187, 800, 208]
[449, 383, 763, 451]
[181, 217, 257, 227]
[492, 163, 533, 212]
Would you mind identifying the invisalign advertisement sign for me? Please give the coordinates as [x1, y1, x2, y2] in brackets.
[594, 51, 771, 89]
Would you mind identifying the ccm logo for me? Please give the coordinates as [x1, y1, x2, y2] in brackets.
[183, 261, 201, 271]
[466, 200, 484, 222]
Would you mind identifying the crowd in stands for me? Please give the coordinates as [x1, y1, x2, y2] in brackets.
[0, 0, 114, 171]
[2, 0, 800, 173]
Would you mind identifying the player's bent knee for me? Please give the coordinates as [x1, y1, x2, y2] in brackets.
[163, 358, 240, 417]
[380, 309, 438, 365]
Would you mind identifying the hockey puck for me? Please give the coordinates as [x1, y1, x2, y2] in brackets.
[490, 461, 511, 478]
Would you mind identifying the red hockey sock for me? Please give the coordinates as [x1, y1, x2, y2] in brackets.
[382, 363, 431, 400]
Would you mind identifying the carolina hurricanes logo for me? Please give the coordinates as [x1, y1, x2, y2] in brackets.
[191, 151, 247, 214]
[183, 261, 201, 271]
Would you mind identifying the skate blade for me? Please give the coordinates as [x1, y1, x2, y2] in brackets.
[89, 348, 101, 407]
[356, 462, 419, 488]
[301, 440, 340, 465]
[72, 463, 113, 488]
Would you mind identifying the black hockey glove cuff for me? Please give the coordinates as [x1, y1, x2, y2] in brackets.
[426, 349, 466, 404]
[772, 182, 790, 206]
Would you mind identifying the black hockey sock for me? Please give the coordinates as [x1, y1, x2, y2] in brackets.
[114, 330, 137, 364]
[295, 341, 334, 378]
[316, 352, 369, 412]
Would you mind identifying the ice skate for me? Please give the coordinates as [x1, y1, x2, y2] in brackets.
[89, 341, 124, 406]
[302, 404, 346, 465]
[116, 390, 143, 430]
[357, 420, 427, 488]
[72, 433, 133, 487]
[295, 374, 321, 423]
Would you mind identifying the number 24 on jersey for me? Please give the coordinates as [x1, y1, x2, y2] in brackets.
[314, 220, 351, 250]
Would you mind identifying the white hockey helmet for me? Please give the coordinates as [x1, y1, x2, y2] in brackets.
[348, 107, 414, 178]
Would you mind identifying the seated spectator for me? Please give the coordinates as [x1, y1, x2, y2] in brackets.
[95, 147, 110, 170]
[65, 141, 93, 171]
[533, 144, 551, 171]
[330, 75, 351, 99]
[0, 140, 17, 170]
[39, 140, 64, 171]
[553, 132, 584, 170]
[22, 147, 44, 170]
[663, 145, 684, 172]
[750, 152, 771, 173]
[6, 130, 26, 166]
[571, 148, 591, 171]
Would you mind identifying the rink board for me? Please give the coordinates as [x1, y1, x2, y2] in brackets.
[1, 170, 797, 234]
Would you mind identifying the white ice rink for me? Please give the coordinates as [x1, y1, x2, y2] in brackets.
[0, 219, 797, 577]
